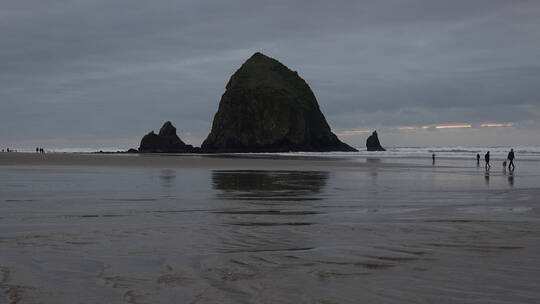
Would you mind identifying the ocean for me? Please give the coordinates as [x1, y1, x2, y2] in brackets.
[11, 145, 540, 160]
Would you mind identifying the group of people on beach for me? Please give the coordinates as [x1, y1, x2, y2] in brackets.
[476, 149, 515, 171]
[1, 147, 45, 153]
[431, 149, 516, 171]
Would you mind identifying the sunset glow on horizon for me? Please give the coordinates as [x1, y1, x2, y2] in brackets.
[340, 122, 514, 137]
[435, 124, 472, 129]
[337, 130, 372, 136]
[481, 123, 513, 127]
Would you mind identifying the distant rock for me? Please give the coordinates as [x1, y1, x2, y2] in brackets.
[366, 131, 386, 151]
[139, 121, 194, 153]
[201, 52, 357, 152]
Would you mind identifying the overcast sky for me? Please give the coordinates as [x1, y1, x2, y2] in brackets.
[1, 0, 539, 150]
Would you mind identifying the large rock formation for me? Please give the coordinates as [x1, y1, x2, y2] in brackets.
[366, 131, 386, 151]
[139, 121, 195, 153]
[201, 52, 357, 152]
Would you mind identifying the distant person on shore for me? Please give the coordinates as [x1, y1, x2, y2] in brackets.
[432, 153, 435, 164]
[36, 147, 39, 153]
[507, 148, 515, 170]
[476, 153, 480, 165]
[485, 151, 490, 170]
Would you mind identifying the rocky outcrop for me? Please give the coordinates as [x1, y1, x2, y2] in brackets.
[366, 131, 386, 151]
[139, 121, 195, 153]
[201, 52, 357, 153]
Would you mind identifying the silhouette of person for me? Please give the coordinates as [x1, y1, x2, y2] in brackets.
[36, 147, 39, 153]
[484, 151, 490, 170]
[476, 153, 480, 165]
[507, 148, 515, 171]
[432, 153, 435, 165]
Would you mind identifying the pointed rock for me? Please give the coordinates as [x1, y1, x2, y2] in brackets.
[366, 131, 386, 151]
[201, 52, 357, 152]
[139, 121, 194, 153]
[158, 121, 178, 137]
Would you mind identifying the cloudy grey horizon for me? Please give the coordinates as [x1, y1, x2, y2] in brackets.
[1, 0, 539, 150]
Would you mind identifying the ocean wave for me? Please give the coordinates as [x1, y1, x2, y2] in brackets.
[270, 146, 540, 160]
[10, 145, 540, 160]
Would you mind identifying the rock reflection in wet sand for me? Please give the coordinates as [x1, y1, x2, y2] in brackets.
[210, 170, 327, 255]
[212, 170, 329, 201]
[159, 169, 176, 188]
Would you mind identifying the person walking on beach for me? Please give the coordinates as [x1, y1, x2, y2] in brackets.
[507, 148, 515, 171]
[484, 151, 490, 170]
[432, 153, 435, 165]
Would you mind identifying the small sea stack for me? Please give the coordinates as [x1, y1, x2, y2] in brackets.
[366, 131, 386, 151]
[139, 121, 195, 153]
[201, 52, 357, 153]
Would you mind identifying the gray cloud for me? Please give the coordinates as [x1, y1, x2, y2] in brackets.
[1, 0, 539, 149]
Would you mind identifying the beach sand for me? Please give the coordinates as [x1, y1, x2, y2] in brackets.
[0, 152, 429, 169]
[1, 152, 539, 303]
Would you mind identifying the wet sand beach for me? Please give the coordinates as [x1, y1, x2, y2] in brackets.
[1, 152, 539, 303]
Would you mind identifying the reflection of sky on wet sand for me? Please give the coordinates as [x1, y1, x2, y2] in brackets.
[1, 159, 539, 303]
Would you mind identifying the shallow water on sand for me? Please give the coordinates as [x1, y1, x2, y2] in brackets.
[1, 156, 539, 303]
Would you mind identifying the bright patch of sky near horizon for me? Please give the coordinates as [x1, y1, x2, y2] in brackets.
[0, 0, 539, 149]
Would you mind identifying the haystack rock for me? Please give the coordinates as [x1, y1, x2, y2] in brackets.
[366, 131, 386, 151]
[139, 121, 194, 153]
[201, 52, 357, 152]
